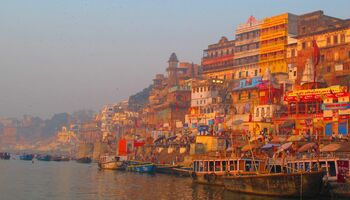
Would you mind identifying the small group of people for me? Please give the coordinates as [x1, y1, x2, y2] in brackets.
[331, 132, 348, 142]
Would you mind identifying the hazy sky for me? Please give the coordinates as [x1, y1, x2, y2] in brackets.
[1, 0, 349, 119]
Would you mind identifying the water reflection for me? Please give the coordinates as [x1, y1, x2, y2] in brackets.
[0, 160, 343, 200]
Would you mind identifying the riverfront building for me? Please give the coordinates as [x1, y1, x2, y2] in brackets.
[201, 37, 235, 80]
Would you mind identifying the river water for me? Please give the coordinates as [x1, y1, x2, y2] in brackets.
[0, 159, 328, 200]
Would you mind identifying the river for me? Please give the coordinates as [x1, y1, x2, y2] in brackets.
[0, 159, 329, 200]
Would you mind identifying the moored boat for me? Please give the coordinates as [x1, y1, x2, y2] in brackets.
[98, 155, 125, 170]
[19, 154, 34, 161]
[37, 154, 52, 161]
[126, 161, 156, 173]
[52, 155, 70, 161]
[0, 152, 11, 160]
[223, 170, 324, 197]
[76, 157, 92, 164]
[191, 157, 267, 186]
[155, 164, 192, 176]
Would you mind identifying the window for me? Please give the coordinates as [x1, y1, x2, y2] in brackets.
[320, 54, 325, 62]
[223, 75, 226, 80]
[291, 49, 295, 57]
[246, 71, 249, 77]
[334, 35, 338, 44]
[294, 71, 297, 77]
[341, 34, 345, 43]
[256, 108, 259, 117]
[302, 42, 306, 49]
[327, 66, 331, 73]
[261, 108, 265, 117]
[348, 51, 350, 58]
[327, 37, 331, 45]
[254, 70, 258, 76]
[301, 26, 306, 34]
[239, 72, 242, 78]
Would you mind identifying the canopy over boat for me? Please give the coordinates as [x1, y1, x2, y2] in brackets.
[276, 142, 293, 154]
[241, 143, 260, 152]
[287, 135, 304, 142]
[271, 136, 287, 143]
[297, 142, 317, 153]
[261, 143, 280, 149]
[321, 143, 350, 152]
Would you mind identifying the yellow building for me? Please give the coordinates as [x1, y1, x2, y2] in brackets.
[259, 13, 298, 74]
[195, 135, 226, 152]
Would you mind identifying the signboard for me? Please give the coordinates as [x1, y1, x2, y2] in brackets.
[322, 103, 350, 110]
[335, 64, 343, 71]
[337, 160, 349, 183]
[284, 86, 348, 102]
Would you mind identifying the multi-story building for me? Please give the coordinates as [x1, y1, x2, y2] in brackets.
[234, 16, 262, 80]
[201, 37, 235, 80]
[146, 53, 192, 132]
[296, 22, 350, 88]
[185, 78, 226, 131]
[259, 13, 298, 78]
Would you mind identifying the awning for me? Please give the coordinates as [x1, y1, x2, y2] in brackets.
[276, 142, 293, 154]
[321, 143, 350, 152]
[287, 135, 304, 142]
[261, 143, 280, 149]
[298, 143, 317, 153]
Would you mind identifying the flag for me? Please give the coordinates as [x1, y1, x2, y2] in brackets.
[312, 40, 320, 84]
[312, 40, 320, 66]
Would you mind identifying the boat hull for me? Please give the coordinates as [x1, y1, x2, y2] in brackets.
[155, 165, 192, 177]
[76, 157, 92, 164]
[19, 154, 34, 161]
[0, 152, 10, 160]
[328, 182, 350, 197]
[37, 155, 52, 161]
[127, 164, 156, 173]
[98, 161, 124, 170]
[223, 171, 324, 197]
[193, 173, 225, 186]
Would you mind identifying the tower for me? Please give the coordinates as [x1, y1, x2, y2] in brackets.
[167, 52, 179, 87]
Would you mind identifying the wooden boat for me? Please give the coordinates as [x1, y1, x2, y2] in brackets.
[126, 161, 156, 173]
[19, 154, 34, 161]
[52, 155, 70, 161]
[0, 152, 11, 160]
[155, 164, 180, 174]
[328, 181, 350, 197]
[76, 157, 92, 164]
[98, 155, 125, 170]
[191, 157, 267, 186]
[155, 164, 192, 176]
[171, 167, 192, 177]
[223, 171, 324, 197]
[37, 154, 52, 161]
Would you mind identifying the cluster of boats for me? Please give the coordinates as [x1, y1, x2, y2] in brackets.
[97, 150, 350, 198]
[98, 155, 191, 175]
[0, 152, 73, 162]
[0, 152, 11, 160]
